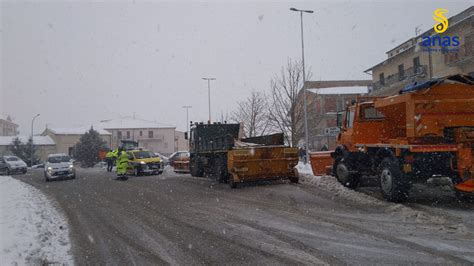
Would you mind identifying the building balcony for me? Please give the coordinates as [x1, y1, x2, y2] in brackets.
[372, 65, 427, 92]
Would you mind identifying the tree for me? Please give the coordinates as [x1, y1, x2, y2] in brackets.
[73, 127, 106, 167]
[268, 58, 310, 146]
[231, 90, 270, 138]
[9, 137, 39, 166]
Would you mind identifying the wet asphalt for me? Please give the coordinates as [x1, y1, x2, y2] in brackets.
[14, 167, 474, 265]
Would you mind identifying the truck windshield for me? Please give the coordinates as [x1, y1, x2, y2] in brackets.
[346, 110, 355, 128]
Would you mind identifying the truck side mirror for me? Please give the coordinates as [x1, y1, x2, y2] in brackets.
[184, 132, 188, 140]
[336, 112, 343, 128]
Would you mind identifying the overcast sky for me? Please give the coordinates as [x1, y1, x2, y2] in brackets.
[0, 0, 470, 134]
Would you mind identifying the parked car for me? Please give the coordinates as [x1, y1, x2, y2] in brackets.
[44, 154, 76, 181]
[1, 156, 27, 175]
[172, 152, 190, 173]
[168, 151, 189, 167]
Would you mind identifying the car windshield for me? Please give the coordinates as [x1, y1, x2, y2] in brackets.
[5, 157, 19, 161]
[132, 151, 156, 159]
[48, 156, 71, 163]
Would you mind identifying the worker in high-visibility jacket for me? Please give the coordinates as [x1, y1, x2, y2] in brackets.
[116, 148, 129, 180]
[105, 150, 115, 172]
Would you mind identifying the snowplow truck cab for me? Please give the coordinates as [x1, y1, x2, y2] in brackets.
[329, 74, 474, 202]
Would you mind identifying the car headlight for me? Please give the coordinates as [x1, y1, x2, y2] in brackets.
[69, 165, 74, 168]
[47, 166, 52, 172]
[140, 161, 146, 164]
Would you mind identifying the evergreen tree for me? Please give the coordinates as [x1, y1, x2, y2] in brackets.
[8, 137, 39, 166]
[73, 127, 106, 167]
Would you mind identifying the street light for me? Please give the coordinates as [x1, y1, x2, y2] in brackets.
[182, 105, 192, 133]
[30, 113, 40, 166]
[202, 77, 216, 123]
[290, 7, 313, 163]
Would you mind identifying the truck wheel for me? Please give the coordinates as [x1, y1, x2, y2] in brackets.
[214, 159, 226, 183]
[190, 162, 204, 177]
[334, 158, 359, 188]
[228, 174, 238, 188]
[455, 190, 474, 202]
[289, 168, 299, 183]
[379, 158, 410, 202]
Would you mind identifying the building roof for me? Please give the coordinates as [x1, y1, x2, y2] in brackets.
[0, 116, 19, 127]
[45, 126, 111, 135]
[308, 86, 368, 95]
[95, 117, 175, 130]
[0, 136, 55, 146]
[305, 80, 372, 89]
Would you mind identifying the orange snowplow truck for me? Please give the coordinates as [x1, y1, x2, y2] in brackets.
[310, 75, 474, 202]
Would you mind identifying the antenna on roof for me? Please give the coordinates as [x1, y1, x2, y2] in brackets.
[415, 25, 423, 36]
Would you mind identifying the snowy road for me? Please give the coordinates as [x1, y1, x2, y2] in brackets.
[13, 167, 474, 265]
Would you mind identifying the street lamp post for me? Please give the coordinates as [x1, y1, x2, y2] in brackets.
[290, 7, 313, 163]
[30, 113, 40, 166]
[202, 77, 216, 123]
[182, 105, 192, 133]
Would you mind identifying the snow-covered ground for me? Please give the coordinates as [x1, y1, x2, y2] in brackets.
[296, 162, 470, 225]
[0, 176, 73, 265]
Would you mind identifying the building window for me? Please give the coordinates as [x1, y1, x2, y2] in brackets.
[379, 73, 385, 85]
[126, 131, 130, 139]
[139, 131, 143, 137]
[413, 57, 420, 68]
[148, 131, 154, 138]
[398, 64, 405, 80]
[117, 131, 122, 139]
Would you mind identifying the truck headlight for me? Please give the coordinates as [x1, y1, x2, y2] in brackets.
[69, 165, 74, 168]
[47, 167, 52, 172]
[140, 161, 146, 164]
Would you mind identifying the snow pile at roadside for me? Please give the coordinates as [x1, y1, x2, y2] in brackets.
[296, 162, 383, 206]
[296, 162, 314, 175]
[0, 176, 73, 265]
[295, 163, 461, 227]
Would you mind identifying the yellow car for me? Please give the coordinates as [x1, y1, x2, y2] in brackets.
[127, 149, 163, 176]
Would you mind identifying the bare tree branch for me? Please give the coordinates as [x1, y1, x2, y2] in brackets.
[231, 90, 270, 138]
[267, 58, 310, 147]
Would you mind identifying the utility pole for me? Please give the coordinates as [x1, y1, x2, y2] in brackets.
[30, 114, 40, 166]
[182, 105, 192, 133]
[202, 77, 216, 123]
[290, 7, 313, 163]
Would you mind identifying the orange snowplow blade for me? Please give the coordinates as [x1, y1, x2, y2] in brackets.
[309, 151, 334, 176]
[455, 179, 474, 193]
[227, 146, 299, 183]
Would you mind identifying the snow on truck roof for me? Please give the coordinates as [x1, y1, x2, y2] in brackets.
[400, 74, 474, 94]
[0, 136, 55, 146]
